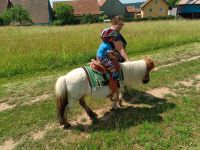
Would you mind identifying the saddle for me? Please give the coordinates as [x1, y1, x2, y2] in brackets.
[90, 59, 108, 74]
[89, 59, 121, 93]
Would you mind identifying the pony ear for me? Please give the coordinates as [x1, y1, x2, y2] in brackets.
[145, 55, 152, 61]
[145, 56, 155, 70]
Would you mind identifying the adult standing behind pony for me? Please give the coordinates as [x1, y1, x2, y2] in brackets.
[110, 16, 129, 62]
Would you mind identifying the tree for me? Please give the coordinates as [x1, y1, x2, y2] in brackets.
[168, 0, 179, 7]
[9, 5, 32, 25]
[54, 3, 74, 25]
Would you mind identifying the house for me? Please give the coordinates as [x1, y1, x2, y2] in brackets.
[0, 0, 52, 24]
[123, 1, 144, 9]
[53, 0, 101, 16]
[0, 0, 11, 14]
[11, 0, 52, 24]
[176, 0, 200, 18]
[98, 0, 126, 18]
[140, 0, 169, 18]
[119, 1, 145, 18]
[125, 6, 138, 18]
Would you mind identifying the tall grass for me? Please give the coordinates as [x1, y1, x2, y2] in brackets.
[0, 20, 200, 78]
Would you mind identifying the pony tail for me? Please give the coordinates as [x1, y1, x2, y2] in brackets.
[55, 76, 68, 125]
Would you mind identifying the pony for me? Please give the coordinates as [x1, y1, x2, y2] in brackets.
[55, 56, 155, 128]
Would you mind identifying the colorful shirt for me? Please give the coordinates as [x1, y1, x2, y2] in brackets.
[96, 41, 113, 59]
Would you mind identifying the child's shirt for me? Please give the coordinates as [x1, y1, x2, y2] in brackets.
[96, 41, 113, 59]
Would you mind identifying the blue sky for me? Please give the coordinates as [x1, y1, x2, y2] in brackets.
[119, 0, 146, 3]
[49, 0, 146, 7]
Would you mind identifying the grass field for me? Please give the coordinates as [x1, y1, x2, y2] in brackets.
[0, 20, 200, 78]
[0, 20, 200, 149]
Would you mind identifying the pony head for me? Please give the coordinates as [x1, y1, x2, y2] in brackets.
[143, 56, 155, 84]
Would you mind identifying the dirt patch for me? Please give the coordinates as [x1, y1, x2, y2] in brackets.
[23, 94, 51, 106]
[153, 55, 200, 71]
[32, 124, 55, 140]
[145, 87, 176, 99]
[195, 75, 200, 80]
[68, 88, 177, 126]
[176, 80, 193, 87]
[0, 94, 51, 112]
[176, 74, 200, 89]
[0, 139, 18, 150]
[71, 106, 111, 126]
[0, 103, 15, 112]
[31, 94, 50, 103]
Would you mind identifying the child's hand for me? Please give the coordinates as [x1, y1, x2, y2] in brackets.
[108, 51, 116, 59]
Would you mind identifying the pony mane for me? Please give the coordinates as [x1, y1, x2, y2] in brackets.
[120, 60, 147, 88]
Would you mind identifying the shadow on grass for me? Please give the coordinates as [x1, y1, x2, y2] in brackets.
[71, 89, 176, 132]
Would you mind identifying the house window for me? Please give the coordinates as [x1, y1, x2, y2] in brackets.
[149, 8, 152, 12]
[160, 8, 163, 12]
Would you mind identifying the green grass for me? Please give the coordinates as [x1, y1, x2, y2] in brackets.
[0, 20, 200, 78]
[0, 100, 56, 144]
[0, 58, 200, 149]
[0, 21, 200, 149]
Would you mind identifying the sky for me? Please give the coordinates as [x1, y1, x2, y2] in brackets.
[49, 0, 146, 7]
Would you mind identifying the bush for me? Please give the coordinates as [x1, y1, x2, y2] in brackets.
[9, 5, 32, 25]
[0, 10, 12, 25]
[52, 20, 62, 26]
[98, 13, 108, 22]
[0, 17, 4, 25]
[0, 5, 32, 26]
[80, 13, 99, 24]
[125, 15, 176, 22]
[54, 3, 75, 25]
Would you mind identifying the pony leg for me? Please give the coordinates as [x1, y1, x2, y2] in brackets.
[79, 98, 98, 120]
[56, 96, 71, 129]
[118, 87, 124, 107]
[111, 92, 120, 110]
[55, 76, 71, 129]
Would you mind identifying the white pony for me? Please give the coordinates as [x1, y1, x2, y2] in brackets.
[55, 56, 154, 128]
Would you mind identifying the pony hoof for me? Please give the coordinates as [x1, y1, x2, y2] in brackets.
[119, 103, 125, 107]
[89, 111, 98, 119]
[93, 112, 98, 118]
[63, 122, 71, 129]
[92, 117, 99, 124]
[110, 106, 120, 111]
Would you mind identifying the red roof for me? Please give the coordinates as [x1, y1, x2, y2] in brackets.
[0, 0, 8, 13]
[126, 6, 136, 13]
[98, 0, 107, 7]
[178, 0, 200, 5]
[54, 0, 101, 16]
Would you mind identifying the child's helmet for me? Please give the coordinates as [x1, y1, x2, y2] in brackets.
[101, 28, 117, 41]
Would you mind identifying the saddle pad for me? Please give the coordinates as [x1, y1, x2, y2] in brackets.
[83, 66, 123, 90]
[83, 66, 110, 89]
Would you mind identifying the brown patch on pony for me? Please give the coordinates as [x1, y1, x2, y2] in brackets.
[144, 56, 155, 71]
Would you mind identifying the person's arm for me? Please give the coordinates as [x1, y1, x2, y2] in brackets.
[114, 41, 129, 61]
